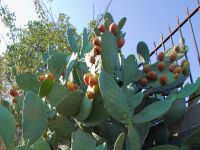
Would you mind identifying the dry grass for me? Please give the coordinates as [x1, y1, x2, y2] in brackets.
[0, 139, 6, 150]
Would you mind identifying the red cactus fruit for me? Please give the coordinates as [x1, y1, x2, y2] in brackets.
[9, 88, 18, 97]
[90, 56, 95, 64]
[92, 38, 101, 47]
[117, 39, 125, 48]
[93, 45, 102, 55]
[98, 25, 106, 33]
[88, 74, 98, 87]
[109, 23, 118, 34]
[86, 91, 95, 99]
[83, 73, 93, 85]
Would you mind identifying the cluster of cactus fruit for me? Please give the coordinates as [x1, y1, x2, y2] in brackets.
[1, 12, 200, 150]
[140, 48, 190, 88]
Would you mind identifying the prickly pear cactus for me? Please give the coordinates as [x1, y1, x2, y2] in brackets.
[0, 12, 200, 150]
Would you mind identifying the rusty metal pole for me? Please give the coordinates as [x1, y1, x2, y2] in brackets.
[160, 33, 166, 51]
[186, 7, 200, 65]
[154, 41, 158, 56]
[168, 26, 174, 47]
[176, 16, 194, 84]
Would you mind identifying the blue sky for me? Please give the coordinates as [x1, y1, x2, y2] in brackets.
[0, 0, 199, 81]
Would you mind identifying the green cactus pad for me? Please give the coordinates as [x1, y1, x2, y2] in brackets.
[16, 72, 41, 94]
[76, 96, 93, 121]
[48, 116, 75, 138]
[47, 53, 67, 80]
[137, 41, 150, 64]
[47, 83, 68, 107]
[0, 105, 16, 149]
[99, 71, 130, 123]
[118, 17, 126, 30]
[126, 121, 141, 150]
[39, 79, 53, 97]
[101, 31, 118, 74]
[123, 55, 139, 85]
[56, 90, 84, 117]
[80, 28, 92, 57]
[71, 131, 96, 150]
[67, 28, 79, 53]
[63, 53, 78, 82]
[30, 137, 51, 150]
[22, 92, 47, 145]
[113, 132, 125, 150]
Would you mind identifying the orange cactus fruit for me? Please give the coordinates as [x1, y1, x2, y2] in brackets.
[86, 91, 95, 100]
[174, 73, 179, 79]
[12, 97, 17, 104]
[143, 64, 150, 73]
[173, 66, 183, 74]
[39, 75, 46, 82]
[173, 45, 179, 53]
[169, 52, 177, 62]
[159, 75, 168, 86]
[45, 72, 54, 81]
[147, 71, 157, 81]
[140, 77, 148, 87]
[168, 63, 177, 72]
[67, 81, 78, 91]
[158, 52, 165, 61]
[158, 61, 165, 72]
